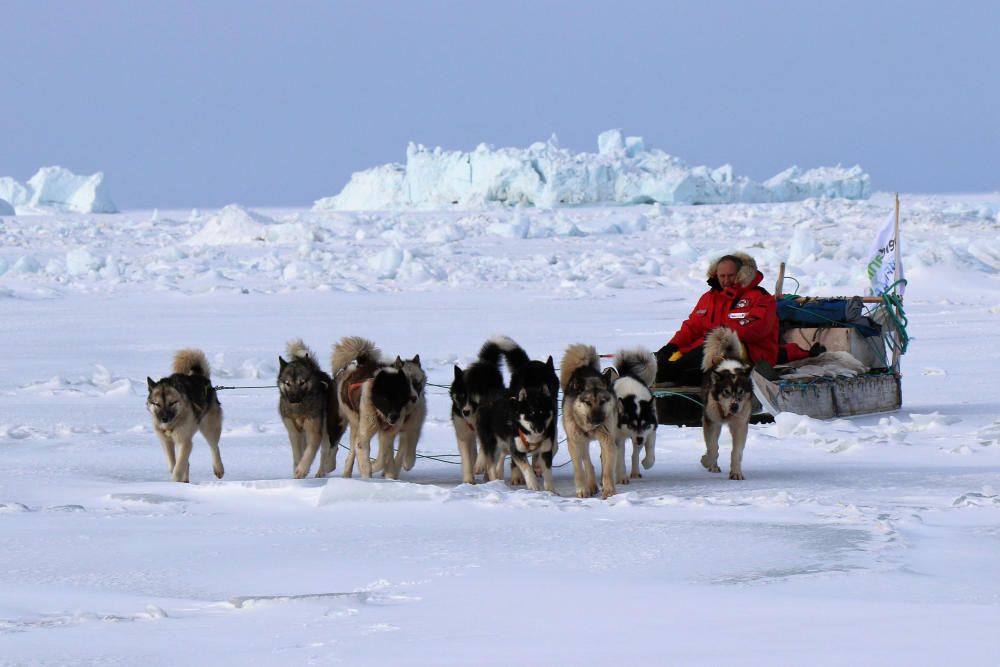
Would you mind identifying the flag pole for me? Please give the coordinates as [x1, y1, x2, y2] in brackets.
[891, 193, 902, 372]
[893, 192, 900, 295]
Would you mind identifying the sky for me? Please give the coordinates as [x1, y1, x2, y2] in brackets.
[1, 0, 997, 209]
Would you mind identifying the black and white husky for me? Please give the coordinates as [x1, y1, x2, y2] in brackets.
[560, 343, 619, 499]
[448, 336, 551, 488]
[700, 328, 753, 480]
[392, 355, 427, 475]
[504, 347, 559, 493]
[331, 336, 412, 479]
[608, 347, 658, 483]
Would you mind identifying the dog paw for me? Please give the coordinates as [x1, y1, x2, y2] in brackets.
[700, 455, 721, 473]
[729, 470, 745, 480]
[214, 465, 224, 479]
[630, 471, 642, 479]
[293, 467, 308, 479]
[601, 487, 615, 499]
[576, 487, 591, 498]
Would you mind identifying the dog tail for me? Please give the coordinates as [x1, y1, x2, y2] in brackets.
[173, 348, 211, 378]
[477, 335, 529, 374]
[286, 338, 317, 363]
[331, 336, 381, 375]
[614, 346, 657, 386]
[701, 328, 744, 372]
[559, 343, 599, 390]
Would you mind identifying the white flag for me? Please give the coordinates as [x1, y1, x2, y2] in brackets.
[866, 208, 904, 296]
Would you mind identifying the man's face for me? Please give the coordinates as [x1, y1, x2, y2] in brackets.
[716, 259, 739, 289]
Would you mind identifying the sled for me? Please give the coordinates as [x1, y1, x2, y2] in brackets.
[656, 196, 909, 426]
[655, 270, 908, 426]
[654, 294, 906, 426]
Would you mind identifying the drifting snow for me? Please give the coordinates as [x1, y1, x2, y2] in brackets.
[316, 129, 871, 210]
[0, 166, 118, 214]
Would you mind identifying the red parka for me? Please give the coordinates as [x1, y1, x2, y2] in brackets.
[668, 253, 779, 365]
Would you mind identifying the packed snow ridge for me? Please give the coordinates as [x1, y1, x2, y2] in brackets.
[0, 166, 118, 214]
[315, 129, 871, 211]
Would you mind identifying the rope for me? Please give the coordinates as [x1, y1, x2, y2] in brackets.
[214, 384, 277, 391]
[651, 389, 703, 407]
[880, 279, 910, 356]
[778, 295, 891, 367]
[335, 439, 574, 467]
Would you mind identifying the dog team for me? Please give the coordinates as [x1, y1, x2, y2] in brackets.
[148, 251, 776, 494]
[146, 328, 753, 498]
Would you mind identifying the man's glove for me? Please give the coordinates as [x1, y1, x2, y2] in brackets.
[656, 343, 679, 367]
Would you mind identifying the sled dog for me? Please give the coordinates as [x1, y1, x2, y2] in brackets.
[332, 336, 411, 479]
[700, 327, 753, 480]
[449, 336, 521, 484]
[278, 339, 339, 479]
[610, 347, 658, 483]
[470, 337, 559, 492]
[392, 355, 427, 475]
[504, 350, 559, 492]
[560, 344, 619, 498]
[146, 348, 223, 483]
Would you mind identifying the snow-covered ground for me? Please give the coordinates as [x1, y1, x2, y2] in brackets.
[2, 192, 1000, 665]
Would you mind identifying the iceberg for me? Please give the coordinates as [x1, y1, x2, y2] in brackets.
[315, 129, 871, 211]
[0, 167, 118, 213]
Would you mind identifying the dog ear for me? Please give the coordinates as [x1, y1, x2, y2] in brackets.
[602, 367, 618, 387]
[453, 365, 463, 383]
[147, 377, 156, 391]
[279, 356, 287, 370]
[545, 356, 554, 371]
[411, 354, 421, 367]
[394, 356, 403, 369]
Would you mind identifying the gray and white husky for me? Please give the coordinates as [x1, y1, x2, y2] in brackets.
[608, 347, 658, 483]
[278, 339, 339, 479]
[700, 328, 753, 480]
[560, 343, 619, 499]
[146, 348, 224, 483]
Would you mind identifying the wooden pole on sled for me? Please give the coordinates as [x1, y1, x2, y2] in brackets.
[890, 193, 902, 372]
[774, 262, 786, 298]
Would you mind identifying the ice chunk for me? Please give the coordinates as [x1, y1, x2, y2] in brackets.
[315, 130, 871, 211]
[0, 198, 14, 216]
[65, 248, 105, 276]
[26, 166, 118, 213]
[186, 204, 276, 245]
[0, 177, 30, 206]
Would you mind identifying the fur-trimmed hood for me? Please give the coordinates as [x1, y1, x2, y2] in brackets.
[706, 252, 761, 291]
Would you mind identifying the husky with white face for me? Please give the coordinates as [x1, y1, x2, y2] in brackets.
[700, 328, 754, 480]
[609, 346, 658, 484]
[560, 343, 619, 499]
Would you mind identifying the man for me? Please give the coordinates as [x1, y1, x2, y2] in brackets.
[657, 252, 778, 386]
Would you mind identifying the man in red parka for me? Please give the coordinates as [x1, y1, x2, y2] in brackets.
[656, 252, 778, 385]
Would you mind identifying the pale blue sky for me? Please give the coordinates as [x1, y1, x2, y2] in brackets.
[1, 0, 996, 208]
